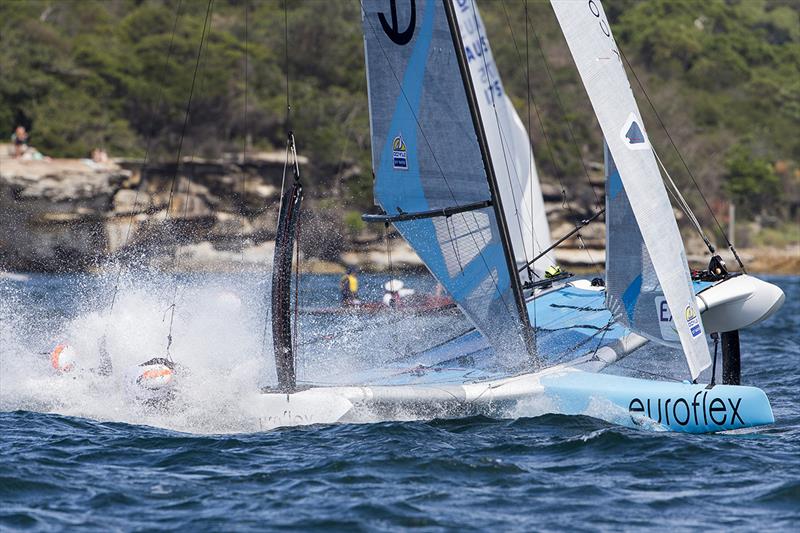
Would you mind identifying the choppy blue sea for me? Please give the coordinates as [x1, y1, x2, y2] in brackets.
[1, 273, 798, 531]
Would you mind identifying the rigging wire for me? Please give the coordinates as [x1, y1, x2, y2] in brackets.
[513, 1, 603, 280]
[239, 0, 249, 262]
[106, 0, 185, 315]
[655, 150, 716, 254]
[284, 0, 291, 130]
[164, 0, 214, 217]
[162, 0, 215, 360]
[617, 46, 746, 271]
[523, 3, 601, 211]
[467, 0, 535, 274]
[522, 0, 537, 349]
[494, 0, 551, 277]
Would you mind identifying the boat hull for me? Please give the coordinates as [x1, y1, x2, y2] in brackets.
[247, 368, 773, 433]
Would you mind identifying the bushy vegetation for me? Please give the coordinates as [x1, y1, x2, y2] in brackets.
[1, 0, 797, 230]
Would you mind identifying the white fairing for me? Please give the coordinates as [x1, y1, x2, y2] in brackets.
[453, 0, 554, 277]
[697, 275, 785, 333]
[244, 388, 355, 431]
[550, 0, 711, 379]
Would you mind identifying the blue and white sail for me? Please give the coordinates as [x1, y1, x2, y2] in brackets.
[452, 0, 553, 278]
[361, 0, 532, 362]
[551, 0, 711, 379]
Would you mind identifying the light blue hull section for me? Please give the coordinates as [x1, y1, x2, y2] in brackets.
[540, 371, 774, 433]
[286, 278, 775, 434]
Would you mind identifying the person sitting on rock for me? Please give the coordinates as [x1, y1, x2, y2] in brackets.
[11, 125, 28, 158]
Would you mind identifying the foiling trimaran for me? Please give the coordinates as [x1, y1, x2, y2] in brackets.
[254, 0, 784, 433]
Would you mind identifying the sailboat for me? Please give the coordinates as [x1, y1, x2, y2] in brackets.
[251, 0, 784, 433]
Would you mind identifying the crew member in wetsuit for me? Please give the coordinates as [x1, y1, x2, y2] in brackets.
[340, 267, 359, 306]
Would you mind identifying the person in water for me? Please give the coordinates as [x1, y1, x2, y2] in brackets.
[340, 267, 359, 306]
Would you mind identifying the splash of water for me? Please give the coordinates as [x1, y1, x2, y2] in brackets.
[0, 270, 470, 434]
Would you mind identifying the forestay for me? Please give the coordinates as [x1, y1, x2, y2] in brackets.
[361, 0, 531, 363]
[452, 0, 553, 278]
[551, 0, 711, 379]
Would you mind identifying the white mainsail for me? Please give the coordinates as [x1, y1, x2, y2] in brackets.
[452, 0, 554, 278]
[551, 0, 711, 379]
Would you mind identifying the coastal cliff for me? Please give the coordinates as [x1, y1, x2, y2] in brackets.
[0, 144, 429, 273]
[1, 144, 795, 274]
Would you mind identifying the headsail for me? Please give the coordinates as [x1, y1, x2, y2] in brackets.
[452, 0, 553, 278]
[551, 0, 711, 379]
[361, 0, 532, 363]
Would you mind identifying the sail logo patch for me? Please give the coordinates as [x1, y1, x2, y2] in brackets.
[626, 122, 645, 144]
[619, 112, 651, 151]
[378, 0, 416, 46]
[655, 296, 679, 341]
[685, 305, 702, 338]
[392, 135, 408, 170]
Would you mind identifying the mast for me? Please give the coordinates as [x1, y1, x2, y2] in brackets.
[442, 0, 534, 357]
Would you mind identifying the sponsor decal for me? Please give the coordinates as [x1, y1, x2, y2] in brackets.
[619, 112, 651, 150]
[655, 296, 679, 341]
[685, 304, 702, 338]
[378, 0, 416, 46]
[628, 391, 744, 427]
[258, 411, 313, 428]
[392, 135, 408, 170]
[625, 122, 645, 144]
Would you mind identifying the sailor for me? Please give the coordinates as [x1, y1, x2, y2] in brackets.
[49, 342, 177, 410]
[382, 279, 415, 308]
[340, 266, 359, 306]
[544, 265, 563, 279]
[49, 340, 111, 375]
[124, 357, 177, 410]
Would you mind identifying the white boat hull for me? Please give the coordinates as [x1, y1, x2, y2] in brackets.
[247, 365, 773, 434]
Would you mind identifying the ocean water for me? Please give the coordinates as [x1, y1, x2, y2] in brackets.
[1, 272, 798, 531]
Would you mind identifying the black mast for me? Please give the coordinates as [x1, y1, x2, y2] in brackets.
[270, 133, 303, 392]
[441, 0, 536, 360]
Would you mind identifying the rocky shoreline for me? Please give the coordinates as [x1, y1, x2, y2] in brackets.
[1, 144, 796, 275]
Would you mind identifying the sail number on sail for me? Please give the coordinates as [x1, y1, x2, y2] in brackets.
[587, 0, 621, 63]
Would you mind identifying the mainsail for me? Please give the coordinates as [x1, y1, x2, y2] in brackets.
[361, 0, 532, 362]
[452, 0, 553, 278]
[604, 143, 678, 348]
[551, 0, 711, 378]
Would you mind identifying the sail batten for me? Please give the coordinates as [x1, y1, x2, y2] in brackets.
[551, 0, 711, 379]
[361, 0, 532, 363]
